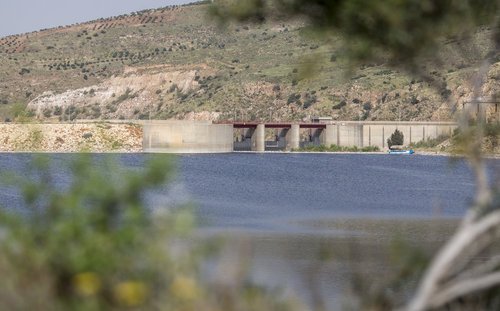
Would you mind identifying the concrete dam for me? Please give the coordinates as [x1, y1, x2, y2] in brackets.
[142, 120, 457, 153]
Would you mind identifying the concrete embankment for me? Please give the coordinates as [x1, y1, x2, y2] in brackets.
[142, 120, 233, 153]
[0, 123, 142, 152]
[317, 121, 457, 149]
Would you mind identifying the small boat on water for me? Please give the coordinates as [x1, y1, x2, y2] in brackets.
[389, 149, 414, 154]
[389, 145, 414, 155]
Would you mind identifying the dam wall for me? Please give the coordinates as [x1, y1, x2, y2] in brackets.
[229, 121, 457, 151]
[329, 121, 457, 149]
[143, 120, 233, 153]
[0, 120, 455, 153]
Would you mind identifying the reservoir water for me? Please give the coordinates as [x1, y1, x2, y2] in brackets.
[0, 153, 496, 309]
[177, 153, 478, 231]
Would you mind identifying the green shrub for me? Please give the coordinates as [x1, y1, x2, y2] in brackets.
[65, 106, 76, 115]
[18, 68, 30, 75]
[91, 106, 101, 118]
[332, 101, 347, 110]
[387, 129, 404, 148]
[294, 144, 379, 152]
[409, 134, 450, 149]
[25, 128, 44, 150]
[0, 156, 178, 310]
[43, 108, 52, 118]
[361, 146, 380, 152]
[106, 104, 117, 113]
[303, 93, 317, 109]
[287, 93, 301, 105]
[410, 95, 420, 105]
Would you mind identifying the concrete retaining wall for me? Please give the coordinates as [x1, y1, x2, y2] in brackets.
[328, 121, 456, 149]
[143, 121, 233, 153]
[231, 121, 457, 152]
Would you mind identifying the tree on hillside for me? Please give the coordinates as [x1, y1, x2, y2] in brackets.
[210, 1, 500, 310]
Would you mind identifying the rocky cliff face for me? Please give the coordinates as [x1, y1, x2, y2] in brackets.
[27, 65, 212, 121]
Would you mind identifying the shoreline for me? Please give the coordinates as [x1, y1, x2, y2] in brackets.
[236, 150, 454, 156]
[0, 150, 488, 158]
[2, 149, 500, 159]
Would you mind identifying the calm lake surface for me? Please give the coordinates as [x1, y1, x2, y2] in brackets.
[177, 153, 479, 230]
[1, 153, 497, 309]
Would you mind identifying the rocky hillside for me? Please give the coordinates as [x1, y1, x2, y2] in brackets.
[1, 2, 499, 123]
[0, 123, 142, 152]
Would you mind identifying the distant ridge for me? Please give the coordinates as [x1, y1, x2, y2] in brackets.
[0, 2, 207, 52]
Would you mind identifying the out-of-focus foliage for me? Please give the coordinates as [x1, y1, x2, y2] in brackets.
[211, 2, 500, 310]
[209, 0, 268, 23]
[0, 155, 298, 311]
[452, 121, 500, 154]
[210, 0, 500, 72]
[345, 238, 430, 311]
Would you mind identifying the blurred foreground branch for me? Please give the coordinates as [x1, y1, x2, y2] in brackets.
[209, 0, 500, 309]
[406, 210, 500, 310]
[406, 62, 500, 311]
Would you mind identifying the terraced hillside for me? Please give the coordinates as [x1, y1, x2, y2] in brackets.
[0, 2, 499, 122]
